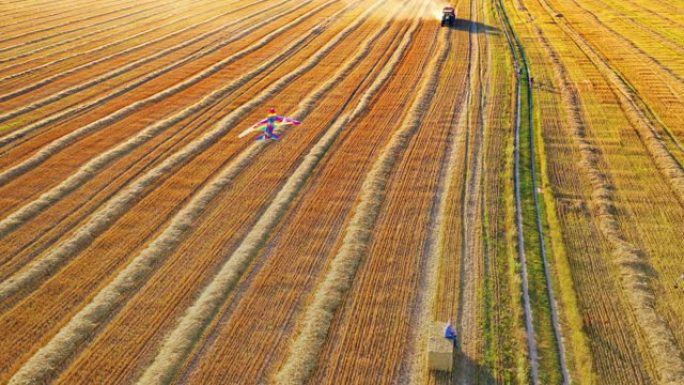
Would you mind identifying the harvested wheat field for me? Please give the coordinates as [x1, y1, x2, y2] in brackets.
[1, 0, 683, 384]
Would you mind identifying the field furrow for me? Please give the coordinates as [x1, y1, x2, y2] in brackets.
[0, 0, 229, 76]
[0, 0, 305, 182]
[0, 0, 166, 51]
[0, 0, 347, 299]
[0, 0, 336, 234]
[512, 0, 684, 382]
[0, 1, 364, 380]
[543, 0, 684, 155]
[0, 1, 179, 69]
[2, 0, 682, 383]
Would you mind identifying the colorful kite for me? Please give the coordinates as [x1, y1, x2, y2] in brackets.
[238, 107, 301, 141]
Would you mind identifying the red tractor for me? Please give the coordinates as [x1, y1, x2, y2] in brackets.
[441, 6, 456, 27]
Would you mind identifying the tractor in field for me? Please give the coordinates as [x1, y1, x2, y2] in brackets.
[441, 6, 456, 28]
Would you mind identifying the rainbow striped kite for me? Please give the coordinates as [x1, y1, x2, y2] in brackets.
[238, 108, 301, 141]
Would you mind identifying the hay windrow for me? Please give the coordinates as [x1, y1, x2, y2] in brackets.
[0, 0, 255, 81]
[5, 145, 261, 385]
[530, 2, 684, 381]
[534, 0, 684, 207]
[0, 1, 339, 302]
[0, 0, 330, 238]
[133, 3, 426, 384]
[274, 22, 450, 385]
[0, 0, 292, 134]
[0, 0, 176, 66]
[0, 0, 273, 105]
[6, 2, 384, 383]
[0, 0, 165, 53]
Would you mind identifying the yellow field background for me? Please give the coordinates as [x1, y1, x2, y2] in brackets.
[0, 0, 682, 384]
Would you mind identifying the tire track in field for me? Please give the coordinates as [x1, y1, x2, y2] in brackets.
[0, 0, 285, 152]
[0, 0, 163, 49]
[0, 0, 308, 195]
[0, 0, 342, 307]
[478, 7, 518, 378]
[402, 10, 469, 385]
[135, 5, 425, 385]
[0, 0, 272, 106]
[4, 3, 380, 384]
[274, 13, 450, 385]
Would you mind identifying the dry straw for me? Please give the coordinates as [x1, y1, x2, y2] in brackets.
[5, 146, 262, 385]
[0, 0, 326, 237]
[275, 16, 448, 385]
[0, 0, 337, 303]
[535, 1, 684, 205]
[0, 0, 269, 105]
[0, 0, 164, 54]
[405, 25, 462, 385]
[538, 10, 684, 383]
[0, 0, 260, 81]
[0, 0, 294, 144]
[134, 3, 424, 384]
[0, 0, 175, 65]
[6, 1, 379, 383]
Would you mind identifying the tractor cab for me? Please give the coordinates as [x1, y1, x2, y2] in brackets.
[441, 6, 456, 27]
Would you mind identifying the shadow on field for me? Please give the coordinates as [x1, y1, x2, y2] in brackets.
[446, 19, 500, 34]
[428, 349, 498, 385]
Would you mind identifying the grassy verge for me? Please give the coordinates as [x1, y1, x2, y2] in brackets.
[481, 0, 529, 382]
[496, 0, 568, 383]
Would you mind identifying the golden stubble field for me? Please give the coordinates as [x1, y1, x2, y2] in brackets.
[0, 0, 682, 384]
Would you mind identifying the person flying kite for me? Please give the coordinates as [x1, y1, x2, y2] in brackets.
[238, 107, 301, 141]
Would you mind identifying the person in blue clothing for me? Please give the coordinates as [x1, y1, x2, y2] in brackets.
[445, 320, 458, 346]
